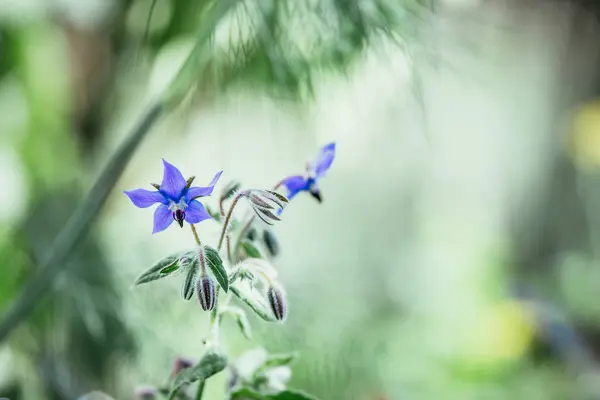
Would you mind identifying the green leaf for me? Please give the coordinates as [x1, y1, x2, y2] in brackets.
[223, 306, 252, 340]
[230, 286, 276, 322]
[241, 240, 263, 259]
[160, 263, 180, 275]
[170, 350, 228, 397]
[181, 257, 199, 300]
[231, 388, 318, 400]
[258, 352, 299, 372]
[204, 246, 229, 292]
[206, 204, 221, 222]
[134, 251, 190, 285]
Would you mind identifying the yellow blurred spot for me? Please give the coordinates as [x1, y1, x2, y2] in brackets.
[459, 301, 535, 369]
[570, 100, 600, 169]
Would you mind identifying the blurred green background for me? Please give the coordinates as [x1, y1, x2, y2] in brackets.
[4, 0, 600, 399]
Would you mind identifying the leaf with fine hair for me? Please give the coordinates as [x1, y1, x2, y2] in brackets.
[181, 257, 199, 300]
[204, 246, 229, 292]
[241, 239, 263, 259]
[230, 286, 276, 322]
[169, 350, 228, 397]
[134, 250, 195, 285]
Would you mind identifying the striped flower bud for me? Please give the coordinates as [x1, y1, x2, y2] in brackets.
[267, 285, 287, 321]
[196, 274, 216, 311]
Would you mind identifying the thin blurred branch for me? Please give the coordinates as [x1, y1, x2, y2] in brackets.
[0, 100, 164, 343]
[0, 0, 244, 344]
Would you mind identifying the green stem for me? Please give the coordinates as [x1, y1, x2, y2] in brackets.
[217, 192, 245, 251]
[142, 0, 159, 48]
[195, 381, 206, 400]
[0, 101, 163, 343]
[190, 224, 202, 246]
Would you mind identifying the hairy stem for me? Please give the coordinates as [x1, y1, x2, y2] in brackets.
[217, 192, 245, 251]
[190, 224, 202, 246]
[0, 101, 163, 343]
[226, 235, 232, 263]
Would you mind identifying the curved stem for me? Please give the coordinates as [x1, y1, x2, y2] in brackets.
[142, 0, 158, 49]
[195, 381, 206, 400]
[0, 101, 163, 343]
[217, 192, 245, 251]
[190, 224, 202, 246]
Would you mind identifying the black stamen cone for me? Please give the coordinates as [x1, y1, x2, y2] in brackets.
[309, 188, 322, 203]
[196, 274, 216, 311]
[173, 209, 185, 227]
[267, 285, 287, 321]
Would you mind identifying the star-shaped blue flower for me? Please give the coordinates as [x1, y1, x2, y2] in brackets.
[124, 159, 223, 234]
[280, 142, 335, 204]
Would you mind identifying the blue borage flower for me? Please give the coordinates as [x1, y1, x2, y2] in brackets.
[280, 142, 335, 204]
[124, 159, 223, 234]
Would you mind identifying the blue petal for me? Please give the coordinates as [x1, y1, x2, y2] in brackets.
[184, 200, 212, 224]
[312, 142, 336, 178]
[153, 204, 174, 234]
[281, 175, 308, 201]
[185, 170, 223, 201]
[160, 159, 187, 200]
[123, 188, 167, 208]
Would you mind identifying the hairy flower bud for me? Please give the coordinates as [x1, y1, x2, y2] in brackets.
[196, 274, 216, 311]
[267, 285, 287, 321]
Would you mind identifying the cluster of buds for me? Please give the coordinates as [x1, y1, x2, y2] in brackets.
[233, 258, 288, 321]
[244, 189, 288, 225]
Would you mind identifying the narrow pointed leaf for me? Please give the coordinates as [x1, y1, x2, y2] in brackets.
[230, 286, 276, 322]
[204, 246, 229, 292]
[241, 240, 262, 259]
[254, 208, 274, 226]
[257, 352, 299, 373]
[159, 263, 180, 275]
[134, 251, 192, 285]
[170, 350, 228, 395]
[265, 190, 289, 204]
[181, 258, 199, 300]
[206, 204, 221, 222]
